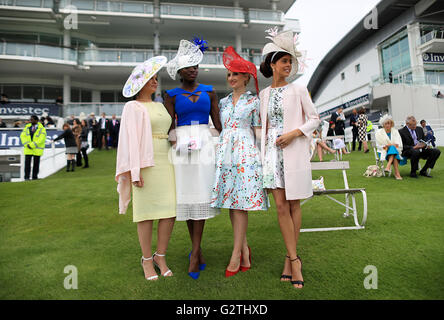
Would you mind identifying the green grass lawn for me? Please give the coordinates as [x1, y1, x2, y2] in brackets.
[1, 147, 443, 300]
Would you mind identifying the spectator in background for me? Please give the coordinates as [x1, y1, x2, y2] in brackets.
[399, 116, 441, 178]
[109, 114, 120, 148]
[357, 107, 369, 153]
[88, 112, 99, 148]
[80, 120, 89, 168]
[311, 128, 337, 162]
[46, 116, 55, 127]
[0, 118, 6, 128]
[420, 120, 436, 147]
[40, 116, 46, 127]
[67, 115, 75, 125]
[154, 93, 164, 103]
[52, 123, 78, 172]
[436, 91, 443, 98]
[98, 112, 110, 150]
[375, 115, 403, 180]
[1, 93, 10, 104]
[72, 119, 83, 167]
[14, 121, 22, 128]
[55, 96, 63, 105]
[20, 115, 46, 180]
[327, 121, 348, 155]
[389, 71, 393, 83]
[350, 108, 360, 151]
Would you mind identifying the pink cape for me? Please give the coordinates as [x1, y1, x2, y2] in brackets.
[115, 101, 155, 214]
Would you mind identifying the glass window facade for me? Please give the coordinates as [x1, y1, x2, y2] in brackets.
[381, 35, 411, 81]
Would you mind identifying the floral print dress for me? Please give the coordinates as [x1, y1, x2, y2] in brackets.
[210, 92, 268, 211]
[263, 86, 288, 189]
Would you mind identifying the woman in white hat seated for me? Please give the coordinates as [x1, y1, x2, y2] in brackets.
[259, 28, 320, 289]
[164, 38, 222, 280]
[116, 56, 176, 281]
[375, 114, 404, 180]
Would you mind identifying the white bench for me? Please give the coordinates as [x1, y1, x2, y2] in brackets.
[300, 161, 368, 232]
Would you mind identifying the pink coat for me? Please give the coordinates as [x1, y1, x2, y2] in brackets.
[115, 101, 155, 214]
[259, 83, 320, 200]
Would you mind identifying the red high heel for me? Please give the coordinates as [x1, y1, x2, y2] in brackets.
[225, 254, 242, 278]
[240, 246, 251, 272]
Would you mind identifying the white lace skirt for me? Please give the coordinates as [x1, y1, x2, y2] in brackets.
[171, 124, 220, 221]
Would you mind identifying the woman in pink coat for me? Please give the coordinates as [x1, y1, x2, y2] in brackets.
[259, 29, 320, 289]
[116, 56, 176, 281]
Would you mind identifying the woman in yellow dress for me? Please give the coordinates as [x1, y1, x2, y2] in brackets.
[116, 56, 176, 281]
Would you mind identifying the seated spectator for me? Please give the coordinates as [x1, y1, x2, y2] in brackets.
[14, 121, 22, 128]
[0, 117, 6, 128]
[327, 121, 349, 154]
[436, 91, 443, 98]
[420, 120, 436, 147]
[55, 96, 63, 105]
[311, 128, 337, 162]
[375, 115, 404, 180]
[399, 116, 441, 178]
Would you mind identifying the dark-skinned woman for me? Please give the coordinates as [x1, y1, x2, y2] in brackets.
[164, 38, 222, 280]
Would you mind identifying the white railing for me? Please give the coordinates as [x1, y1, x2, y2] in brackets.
[419, 30, 444, 46]
[0, 41, 77, 62]
[63, 103, 125, 117]
[248, 8, 284, 23]
[161, 2, 243, 21]
[59, 0, 153, 14]
[82, 48, 154, 64]
[0, 0, 53, 8]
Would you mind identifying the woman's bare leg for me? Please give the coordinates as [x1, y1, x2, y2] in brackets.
[271, 189, 302, 288]
[154, 217, 175, 276]
[137, 220, 157, 279]
[227, 209, 249, 271]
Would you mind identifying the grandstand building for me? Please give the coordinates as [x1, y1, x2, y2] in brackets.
[307, 0, 444, 141]
[0, 0, 300, 118]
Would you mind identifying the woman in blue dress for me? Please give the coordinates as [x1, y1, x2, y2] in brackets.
[210, 46, 268, 278]
[164, 39, 222, 280]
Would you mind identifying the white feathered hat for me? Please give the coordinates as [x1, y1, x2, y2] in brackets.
[166, 40, 204, 80]
[262, 27, 305, 78]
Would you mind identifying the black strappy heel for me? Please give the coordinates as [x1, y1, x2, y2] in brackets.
[280, 255, 292, 281]
[290, 255, 304, 288]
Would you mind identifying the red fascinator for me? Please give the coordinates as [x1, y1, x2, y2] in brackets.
[222, 46, 259, 95]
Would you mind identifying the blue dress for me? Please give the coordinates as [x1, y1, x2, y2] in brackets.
[166, 84, 220, 221]
[385, 132, 402, 161]
[210, 92, 268, 211]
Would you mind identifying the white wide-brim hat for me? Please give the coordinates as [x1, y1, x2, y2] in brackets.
[122, 56, 168, 98]
[166, 40, 203, 80]
[262, 29, 303, 78]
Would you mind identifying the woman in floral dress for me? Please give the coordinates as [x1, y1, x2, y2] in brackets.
[211, 46, 268, 278]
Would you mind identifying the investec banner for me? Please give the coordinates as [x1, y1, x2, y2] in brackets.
[0, 103, 62, 117]
[423, 52, 444, 64]
[0, 129, 66, 149]
[320, 94, 370, 118]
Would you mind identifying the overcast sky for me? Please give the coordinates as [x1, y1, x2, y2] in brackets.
[285, 0, 381, 86]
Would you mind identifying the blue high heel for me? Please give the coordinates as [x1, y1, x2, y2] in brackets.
[188, 252, 200, 280]
[189, 251, 206, 271]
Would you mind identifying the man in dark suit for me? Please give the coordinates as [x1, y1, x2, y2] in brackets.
[349, 108, 360, 151]
[109, 114, 120, 148]
[399, 116, 441, 178]
[330, 107, 345, 135]
[97, 112, 110, 150]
